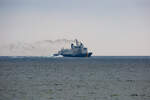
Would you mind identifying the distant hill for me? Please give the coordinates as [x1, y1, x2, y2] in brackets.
[0, 39, 74, 56]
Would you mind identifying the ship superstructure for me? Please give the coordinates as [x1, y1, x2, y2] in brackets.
[53, 39, 92, 57]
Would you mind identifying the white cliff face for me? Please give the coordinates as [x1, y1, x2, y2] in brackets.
[0, 39, 74, 56]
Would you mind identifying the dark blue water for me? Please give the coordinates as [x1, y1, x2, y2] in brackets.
[0, 56, 150, 63]
[0, 56, 150, 100]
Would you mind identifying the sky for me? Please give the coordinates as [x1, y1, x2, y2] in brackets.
[0, 0, 150, 56]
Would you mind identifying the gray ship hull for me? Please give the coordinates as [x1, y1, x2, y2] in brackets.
[61, 52, 92, 57]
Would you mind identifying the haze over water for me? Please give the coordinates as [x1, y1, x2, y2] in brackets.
[1, 0, 150, 56]
[0, 0, 150, 100]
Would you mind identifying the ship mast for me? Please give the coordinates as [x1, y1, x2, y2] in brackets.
[75, 39, 79, 46]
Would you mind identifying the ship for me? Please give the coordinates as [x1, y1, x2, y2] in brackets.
[53, 39, 92, 57]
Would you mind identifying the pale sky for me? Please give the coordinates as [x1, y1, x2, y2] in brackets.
[0, 0, 150, 56]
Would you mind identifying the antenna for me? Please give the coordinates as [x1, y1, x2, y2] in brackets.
[75, 39, 79, 46]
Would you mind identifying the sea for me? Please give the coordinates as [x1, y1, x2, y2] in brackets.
[0, 56, 150, 100]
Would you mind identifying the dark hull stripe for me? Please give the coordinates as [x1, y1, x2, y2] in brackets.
[62, 52, 92, 57]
